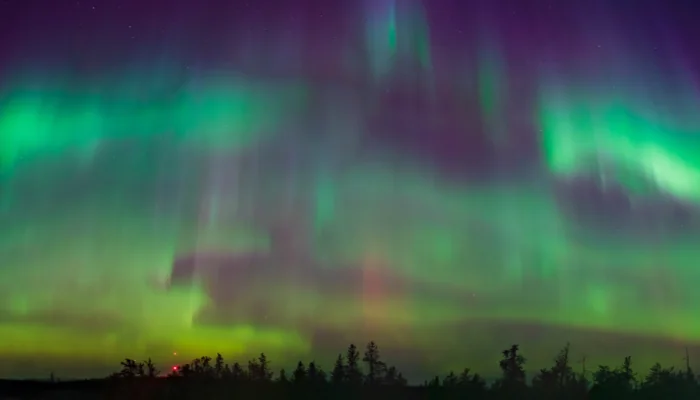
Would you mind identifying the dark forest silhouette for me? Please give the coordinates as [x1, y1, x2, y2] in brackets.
[1, 342, 698, 399]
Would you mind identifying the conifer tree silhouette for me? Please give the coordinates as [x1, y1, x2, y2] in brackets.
[222, 362, 232, 378]
[231, 362, 245, 380]
[591, 356, 637, 398]
[247, 353, 273, 382]
[307, 361, 327, 384]
[443, 371, 458, 387]
[458, 368, 486, 392]
[259, 353, 273, 381]
[214, 353, 224, 378]
[144, 358, 159, 378]
[427, 375, 441, 387]
[499, 344, 526, 384]
[495, 344, 527, 396]
[276, 368, 289, 384]
[247, 358, 259, 380]
[684, 347, 695, 382]
[345, 343, 362, 385]
[362, 341, 385, 384]
[119, 359, 139, 378]
[179, 363, 192, 378]
[383, 365, 406, 386]
[330, 353, 346, 385]
[200, 356, 213, 377]
[292, 361, 307, 384]
[533, 344, 588, 398]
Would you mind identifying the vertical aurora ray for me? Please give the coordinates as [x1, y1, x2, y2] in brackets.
[477, 40, 508, 146]
[364, 0, 398, 82]
[364, 0, 433, 92]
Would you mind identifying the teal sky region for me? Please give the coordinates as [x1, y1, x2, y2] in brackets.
[0, 0, 700, 382]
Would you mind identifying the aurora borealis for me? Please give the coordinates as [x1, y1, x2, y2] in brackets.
[1, 0, 700, 381]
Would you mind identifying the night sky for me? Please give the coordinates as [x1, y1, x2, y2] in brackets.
[1, 0, 700, 382]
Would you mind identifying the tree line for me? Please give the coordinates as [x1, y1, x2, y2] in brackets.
[104, 341, 699, 399]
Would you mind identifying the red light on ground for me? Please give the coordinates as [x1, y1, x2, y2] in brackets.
[172, 366, 178, 371]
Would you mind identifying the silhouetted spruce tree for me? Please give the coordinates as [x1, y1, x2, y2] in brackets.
[397, 371, 408, 386]
[248, 353, 273, 382]
[318, 365, 328, 384]
[192, 356, 213, 376]
[533, 344, 572, 388]
[499, 344, 526, 383]
[277, 368, 289, 384]
[362, 341, 385, 384]
[622, 356, 636, 387]
[330, 353, 346, 384]
[222, 363, 232, 378]
[457, 368, 486, 392]
[179, 363, 192, 378]
[231, 362, 245, 380]
[554, 343, 574, 386]
[144, 358, 158, 378]
[644, 361, 699, 399]
[119, 359, 139, 378]
[495, 344, 527, 396]
[426, 375, 440, 387]
[292, 361, 307, 384]
[307, 361, 327, 385]
[533, 343, 588, 398]
[683, 348, 697, 387]
[307, 361, 319, 382]
[345, 343, 362, 385]
[591, 356, 636, 399]
[201, 357, 208, 374]
[214, 353, 224, 378]
[443, 371, 458, 388]
[204, 356, 215, 377]
[259, 353, 273, 381]
[383, 365, 407, 386]
[644, 362, 666, 386]
[247, 358, 259, 380]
